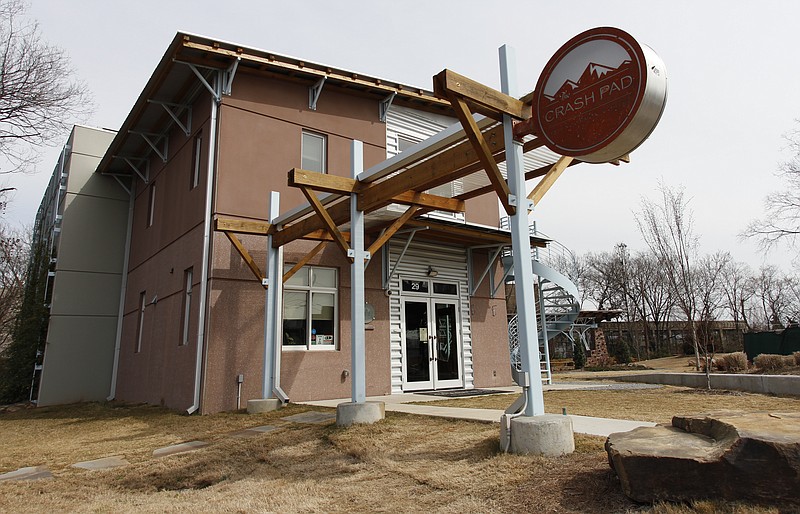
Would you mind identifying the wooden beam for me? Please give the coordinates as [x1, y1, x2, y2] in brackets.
[215, 217, 271, 235]
[283, 241, 328, 283]
[433, 69, 527, 120]
[272, 198, 351, 248]
[357, 126, 505, 213]
[366, 205, 419, 257]
[392, 190, 465, 213]
[290, 168, 465, 213]
[289, 168, 359, 195]
[448, 93, 514, 215]
[223, 231, 266, 287]
[300, 186, 351, 259]
[301, 229, 351, 242]
[455, 146, 575, 202]
[527, 156, 574, 209]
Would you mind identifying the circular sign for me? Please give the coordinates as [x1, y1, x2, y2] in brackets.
[531, 27, 667, 163]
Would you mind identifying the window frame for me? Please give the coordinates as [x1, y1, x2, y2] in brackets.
[180, 267, 193, 346]
[282, 265, 338, 351]
[191, 131, 202, 190]
[301, 130, 327, 174]
[147, 182, 156, 228]
[135, 291, 146, 353]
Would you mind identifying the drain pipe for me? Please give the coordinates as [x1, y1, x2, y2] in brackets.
[501, 371, 530, 453]
[107, 185, 135, 400]
[187, 75, 221, 414]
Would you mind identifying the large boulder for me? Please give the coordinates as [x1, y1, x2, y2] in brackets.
[605, 411, 800, 504]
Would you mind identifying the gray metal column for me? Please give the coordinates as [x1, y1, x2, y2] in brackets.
[500, 45, 545, 416]
[350, 140, 368, 403]
[264, 191, 284, 399]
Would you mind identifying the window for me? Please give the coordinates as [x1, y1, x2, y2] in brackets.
[301, 130, 326, 173]
[191, 132, 202, 189]
[397, 134, 418, 153]
[283, 266, 337, 349]
[180, 267, 193, 346]
[135, 291, 146, 353]
[147, 182, 156, 228]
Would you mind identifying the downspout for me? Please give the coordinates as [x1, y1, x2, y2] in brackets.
[188, 73, 221, 414]
[107, 186, 135, 400]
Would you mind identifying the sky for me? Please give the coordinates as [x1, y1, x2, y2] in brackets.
[4, 0, 799, 271]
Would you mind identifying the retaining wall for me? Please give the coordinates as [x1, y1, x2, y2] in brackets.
[614, 373, 800, 397]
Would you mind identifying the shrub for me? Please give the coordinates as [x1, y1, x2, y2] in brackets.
[794, 351, 800, 366]
[714, 358, 727, 372]
[753, 354, 786, 372]
[722, 352, 748, 372]
[783, 355, 796, 367]
[573, 341, 586, 370]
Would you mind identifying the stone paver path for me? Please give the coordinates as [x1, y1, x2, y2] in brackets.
[152, 440, 210, 458]
[0, 466, 52, 481]
[228, 425, 279, 438]
[71, 456, 130, 471]
[281, 411, 335, 424]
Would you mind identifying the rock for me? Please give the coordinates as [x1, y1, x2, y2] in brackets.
[605, 411, 800, 504]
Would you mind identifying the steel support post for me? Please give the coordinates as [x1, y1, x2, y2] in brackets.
[350, 140, 368, 403]
[500, 45, 545, 416]
[264, 191, 284, 399]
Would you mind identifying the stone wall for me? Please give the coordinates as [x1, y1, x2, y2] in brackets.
[586, 327, 612, 367]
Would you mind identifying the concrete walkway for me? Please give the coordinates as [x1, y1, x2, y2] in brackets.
[302, 384, 657, 437]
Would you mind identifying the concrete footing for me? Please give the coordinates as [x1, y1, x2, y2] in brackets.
[336, 401, 385, 426]
[247, 398, 282, 414]
[500, 414, 575, 456]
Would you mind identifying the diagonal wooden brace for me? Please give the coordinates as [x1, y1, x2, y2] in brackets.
[447, 92, 514, 215]
[300, 185, 352, 259]
[223, 231, 267, 288]
[527, 156, 574, 211]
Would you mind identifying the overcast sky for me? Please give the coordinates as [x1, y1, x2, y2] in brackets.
[5, 0, 799, 271]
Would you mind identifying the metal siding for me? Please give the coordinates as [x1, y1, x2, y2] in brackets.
[388, 239, 473, 393]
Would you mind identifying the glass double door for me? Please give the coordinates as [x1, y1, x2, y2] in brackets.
[402, 298, 462, 391]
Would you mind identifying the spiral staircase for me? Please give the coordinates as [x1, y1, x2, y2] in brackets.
[502, 223, 581, 385]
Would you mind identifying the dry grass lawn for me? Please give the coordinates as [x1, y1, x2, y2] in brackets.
[417, 386, 800, 423]
[0, 399, 795, 513]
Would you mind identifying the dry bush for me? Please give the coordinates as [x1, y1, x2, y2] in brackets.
[714, 358, 727, 372]
[753, 354, 786, 372]
[795, 351, 800, 365]
[783, 355, 796, 367]
[722, 352, 748, 372]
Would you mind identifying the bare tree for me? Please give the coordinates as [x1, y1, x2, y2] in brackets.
[693, 251, 731, 354]
[0, 223, 27, 353]
[744, 126, 800, 252]
[750, 265, 793, 330]
[635, 183, 709, 385]
[720, 260, 754, 331]
[0, 0, 91, 175]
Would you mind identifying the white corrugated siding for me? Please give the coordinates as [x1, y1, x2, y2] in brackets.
[385, 106, 464, 221]
[387, 239, 473, 393]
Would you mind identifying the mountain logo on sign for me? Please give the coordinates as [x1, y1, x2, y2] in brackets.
[545, 60, 633, 103]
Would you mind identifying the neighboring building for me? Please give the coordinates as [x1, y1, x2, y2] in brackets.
[33, 125, 127, 406]
[33, 33, 571, 413]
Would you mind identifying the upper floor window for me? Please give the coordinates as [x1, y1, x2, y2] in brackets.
[191, 131, 202, 190]
[147, 182, 156, 228]
[301, 130, 326, 173]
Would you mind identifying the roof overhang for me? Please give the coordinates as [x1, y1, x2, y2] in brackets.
[96, 32, 454, 180]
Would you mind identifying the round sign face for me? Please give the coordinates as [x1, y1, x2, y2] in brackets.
[532, 27, 667, 163]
